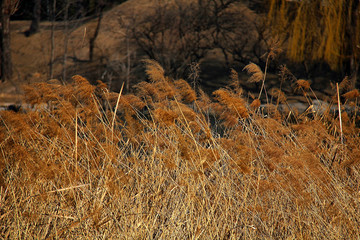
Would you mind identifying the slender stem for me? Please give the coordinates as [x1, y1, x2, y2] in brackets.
[336, 83, 343, 145]
[259, 55, 269, 104]
[75, 109, 78, 164]
[112, 83, 125, 142]
[126, 29, 130, 92]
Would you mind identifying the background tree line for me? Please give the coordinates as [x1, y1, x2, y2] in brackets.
[1, 0, 359, 91]
[117, 0, 359, 92]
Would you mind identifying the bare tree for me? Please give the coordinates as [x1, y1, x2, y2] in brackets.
[120, 0, 266, 78]
[1, 0, 19, 82]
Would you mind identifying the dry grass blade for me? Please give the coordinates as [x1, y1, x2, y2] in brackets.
[47, 184, 90, 193]
[75, 109, 78, 163]
[112, 82, 125, 135]
[336, 83, 343, 145]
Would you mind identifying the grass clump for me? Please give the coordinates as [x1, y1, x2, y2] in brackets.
[0, 61, 360, 239]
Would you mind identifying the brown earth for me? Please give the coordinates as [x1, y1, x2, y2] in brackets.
[0, 0, 144, 104]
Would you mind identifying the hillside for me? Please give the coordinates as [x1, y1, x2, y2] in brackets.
[0, 0, 140, 104]
[2, 0, 279, 106]
[0, 0, 353, 110]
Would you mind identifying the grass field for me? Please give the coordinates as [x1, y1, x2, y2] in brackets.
[1, 60, 359, 239]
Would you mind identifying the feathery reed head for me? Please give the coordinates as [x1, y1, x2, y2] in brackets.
[250, 99, 261, 109]
[2, 60, 360, 239]
[174, 79, 197, 103]
[243, 62, 264, 83]
[267, 36, 283, 60]
[295, 79, 311, 91]
[342, 89, 360, 100]
[269, 88, 287, 103]
[338, 76, 352, 92]
[142, 59, 165, 82]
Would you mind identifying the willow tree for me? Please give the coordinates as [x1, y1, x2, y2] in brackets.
[268, 0, 360, 84]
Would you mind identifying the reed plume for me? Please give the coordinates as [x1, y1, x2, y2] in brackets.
[342, 89, 360, 100]
[1, 61, 360, 239]
[142, 59, 166, 82]
[243, 63, 264, 83]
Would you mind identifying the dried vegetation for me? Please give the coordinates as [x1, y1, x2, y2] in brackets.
[1, 60, 360, 239]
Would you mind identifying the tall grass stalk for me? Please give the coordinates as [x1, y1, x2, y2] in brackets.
[1, 62, 359, 239]
[259, 55, 270, 103]
[111, 82, 124, 141]
[336, 83, 344, 144]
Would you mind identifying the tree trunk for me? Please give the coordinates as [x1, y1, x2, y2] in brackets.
[49, 0, 56, 79]
[26, 0, 41, 36]
[0, 28, 2, 80]
[126, 32, 130, 92]
[1, 1, 13, 82]
[62, 0, 69, 81]
[89, 2, 105, 61]
[348, 0, 360, 88]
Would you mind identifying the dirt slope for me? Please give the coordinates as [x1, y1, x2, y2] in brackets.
[1, 0, 145, 103]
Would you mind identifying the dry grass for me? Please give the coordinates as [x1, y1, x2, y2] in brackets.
[1, 61, 360, 239]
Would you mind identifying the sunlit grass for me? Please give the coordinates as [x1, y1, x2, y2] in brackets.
[0, 61, 359, 239]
